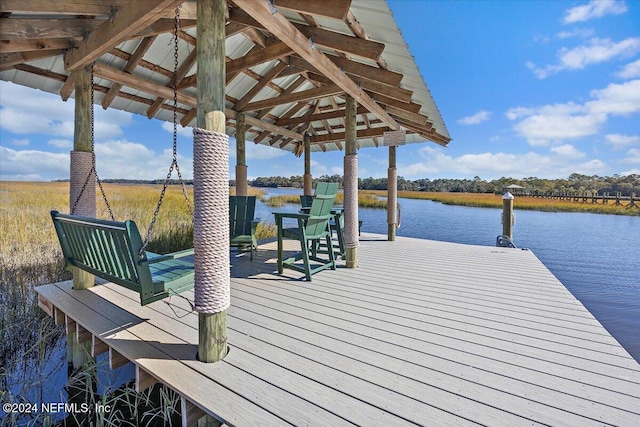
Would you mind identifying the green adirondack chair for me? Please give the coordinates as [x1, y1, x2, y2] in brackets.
[229, 195, 260, 260]
[50, 210, 194, 306]
[274, 182, 339, 281]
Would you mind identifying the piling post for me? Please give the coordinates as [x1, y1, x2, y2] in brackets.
[343, 95, 359, 268]
[235, 113, 247, 196]
[303, 132, 312, 196]
[195, 0, 229, 364]
[502, 192, 514, 240]
[387, 146, 397, 241]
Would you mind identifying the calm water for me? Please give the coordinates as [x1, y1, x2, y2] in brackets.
[258, 189, 640, 362]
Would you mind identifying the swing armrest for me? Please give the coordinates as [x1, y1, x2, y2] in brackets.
[146, 248, 195, 264]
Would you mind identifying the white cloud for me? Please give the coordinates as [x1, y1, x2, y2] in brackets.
[457, 110, 492, 125]
[506, 79, 640, 146]
[48, 139, 73, 149]
[622, 148, 640, 164]
[605, 133, 640, 149]
[528, 37, 640, 79]
[563, 0, 627, 24]
[557, 28, 595, 39]
[614, 59, 640, 79]
[399, 146, 608, 180]
[0, 81, 133, 140]
[550, 144, 586, 158]
[0, 146, 69, 181]
[11, 138, 30, 147]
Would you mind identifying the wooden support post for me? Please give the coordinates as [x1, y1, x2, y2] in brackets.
[387, 146, 397, 241]
[303, 132, 312, 196]
[196, 0, 228, 364]
[70, 65, 95, 290]
[344, 95, 358, 268]
[235, 112, 248, 196]
[502, 192, 514, 241]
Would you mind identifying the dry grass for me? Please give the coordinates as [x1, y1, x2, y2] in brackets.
[0, 181, 274, 426]
[362, 190, 639, 216]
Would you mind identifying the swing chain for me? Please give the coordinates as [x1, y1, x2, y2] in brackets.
[141, 5, 191, 255]
[71, 62, 115, 220]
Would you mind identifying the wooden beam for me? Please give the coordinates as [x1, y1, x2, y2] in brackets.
[272, 0, 352, 21]
[0, 50, 60, 70]
[241, 84, 343, 112]
[0, 38, 75, 54]
[93, 62, 302, 141]
[276, 106, 369, 127]
[228, 8, 385, 61]
[234, 0, 398, 129]
[102, 36, 156, 109]
[310, 126, 390, 144]
[306, 71, 412, 103]
[0, 1, 131, 15]
[226, 41, 292, 75]
[64, 0, 182, 71]
[0, 18, 101, 40]
[294, 23, 384, 61]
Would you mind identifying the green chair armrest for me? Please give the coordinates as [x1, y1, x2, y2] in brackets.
[147, 248, 195, 264]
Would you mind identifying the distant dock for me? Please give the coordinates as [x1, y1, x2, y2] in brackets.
[37, 234, 640, 426]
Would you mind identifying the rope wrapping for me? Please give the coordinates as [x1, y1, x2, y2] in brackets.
[343, 154, 359, 248]
[235, 164, 248, 196]
[70, 151, 96, 217]
[387, 167, 397, 225]
[193, 127, 230, 314]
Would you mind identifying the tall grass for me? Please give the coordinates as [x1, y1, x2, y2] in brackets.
[0, 181, 273, 426]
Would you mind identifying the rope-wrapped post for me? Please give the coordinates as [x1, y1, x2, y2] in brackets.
[304, 132, 312, 196]
[343, 95, 358, 268]
[196, 0, 228, 364]
[387, 145, 397, 241]
[70, 65, 96, 294]
[387, 167, 398, 241]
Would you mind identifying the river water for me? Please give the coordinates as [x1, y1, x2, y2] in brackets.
[257, 188, 640, 362]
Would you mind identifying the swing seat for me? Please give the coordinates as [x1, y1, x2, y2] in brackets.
[51, 211, 195, 306]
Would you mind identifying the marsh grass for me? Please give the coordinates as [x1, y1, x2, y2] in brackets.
[362, 190, 639, 216]
[0, 181, 273, 426]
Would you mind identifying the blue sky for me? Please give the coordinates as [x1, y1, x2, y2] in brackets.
[1, 0, 639, 182]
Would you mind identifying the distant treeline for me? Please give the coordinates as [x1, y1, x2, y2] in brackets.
[250, 173, 640, 196]
[54, 173, 640, 196]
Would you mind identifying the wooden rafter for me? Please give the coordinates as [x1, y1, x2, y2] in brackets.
[234, 61, 288, 111]
[0, 18, 103, 40]
[0, 1, 131, 15]
[101, 36, 156, 109]
[310, 127, 391, 144]
[241, 84, 343, 112]
[228, 8, 384, 61]
[64, 0, 182, 71]
[273, 0, 352, 21]
[233, 0, 398, 130]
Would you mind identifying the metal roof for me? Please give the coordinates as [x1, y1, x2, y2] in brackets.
[0, 0, 451, 155]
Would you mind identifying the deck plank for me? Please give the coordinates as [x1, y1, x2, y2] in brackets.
[35, 233, 640, 426]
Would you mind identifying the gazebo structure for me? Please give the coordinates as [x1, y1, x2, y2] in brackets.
[4, 2, 640, 425]
[1, 0, 449, 362]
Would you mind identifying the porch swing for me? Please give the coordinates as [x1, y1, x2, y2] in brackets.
[51, 7, 196, 305]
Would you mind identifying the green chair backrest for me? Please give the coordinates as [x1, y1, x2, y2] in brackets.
[305, 182, 338, 238]
[230, 196, 257, 238]
[300, 195, 314, 209]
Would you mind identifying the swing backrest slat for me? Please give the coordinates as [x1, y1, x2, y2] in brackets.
[51, 211, 194, 305]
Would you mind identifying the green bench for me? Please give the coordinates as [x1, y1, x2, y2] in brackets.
[51, 211, 195, 306]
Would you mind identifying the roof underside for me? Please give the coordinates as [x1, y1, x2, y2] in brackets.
[0, 0, 451, 155]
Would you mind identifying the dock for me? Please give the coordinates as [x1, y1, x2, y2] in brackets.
[36, 234, 640, 426]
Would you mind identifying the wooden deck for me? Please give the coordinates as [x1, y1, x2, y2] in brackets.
[36, 234, 640, 426]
